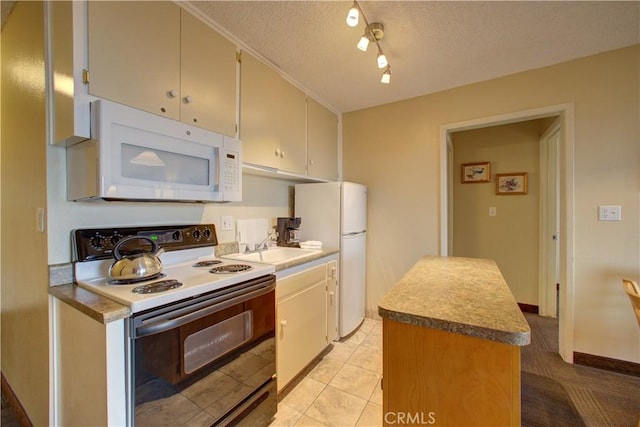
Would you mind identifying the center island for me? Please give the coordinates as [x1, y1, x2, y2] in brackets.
[378, 256, 531, 427]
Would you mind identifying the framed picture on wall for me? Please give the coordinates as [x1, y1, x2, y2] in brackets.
[461, 162, 491, 183]
[496, 172, 528, 195]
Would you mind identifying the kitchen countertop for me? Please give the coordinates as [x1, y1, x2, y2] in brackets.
[378, 256, 531, 346]
[49, 248, 340, 324]
[50, 284, 131, 324]
[273, 248, 339, 271]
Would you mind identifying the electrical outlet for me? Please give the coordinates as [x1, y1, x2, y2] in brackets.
[489, 207, 497, 217]
[598, 205, 621, 221]
[221, 216, 234, 231]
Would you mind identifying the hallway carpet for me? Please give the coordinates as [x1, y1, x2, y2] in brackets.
[522, 313, 640, 427]
[522, 371, 584, 426]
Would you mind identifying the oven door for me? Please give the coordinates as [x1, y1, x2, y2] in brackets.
[128, 275, 276, 426]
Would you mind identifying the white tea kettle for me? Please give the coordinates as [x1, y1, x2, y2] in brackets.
[108, 236, 164, 283]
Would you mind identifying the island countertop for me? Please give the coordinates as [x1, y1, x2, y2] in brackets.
[378, 256, 530, 346]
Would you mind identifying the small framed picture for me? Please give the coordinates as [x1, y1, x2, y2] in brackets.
[496, 172, 528, 195]
[461, 162, 490, 183]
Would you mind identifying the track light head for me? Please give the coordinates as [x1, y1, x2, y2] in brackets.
[346, 3, 359, 27]
[381, 66, 391, 84]
[357, 34, 371, 52]
[377, 51, 388, 69]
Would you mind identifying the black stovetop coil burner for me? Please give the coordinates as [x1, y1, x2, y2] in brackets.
[132, 279, 183, 294]
[193, 260, 223, 267]
[210, 264, 253, 274]
[109, 273, 166, 285]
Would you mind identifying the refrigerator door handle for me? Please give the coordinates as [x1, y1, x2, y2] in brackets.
[342, 231, 366, 236]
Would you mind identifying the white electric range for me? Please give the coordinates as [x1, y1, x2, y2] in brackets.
[73, 224, 275, 313]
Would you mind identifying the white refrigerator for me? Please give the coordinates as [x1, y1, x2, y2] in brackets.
[294, 182, 367, 338]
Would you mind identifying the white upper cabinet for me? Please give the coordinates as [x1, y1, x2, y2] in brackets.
[279, 78, 307, 175]
[240, 50, 338, 180]
[239, 51, 282, 169]
[88, 2, 181, 119]
[240, 51, 307, 174]
[307, 98, 339, 181]
[87, 2, 237, 136]
[180, 11, 237, 137]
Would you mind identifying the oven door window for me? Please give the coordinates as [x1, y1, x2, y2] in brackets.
[183, 310, 252, 374]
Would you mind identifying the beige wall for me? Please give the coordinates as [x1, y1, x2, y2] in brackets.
[451, 120, 546, 305]
[1, 2, 50, 425]
[343, 45, 640, 363]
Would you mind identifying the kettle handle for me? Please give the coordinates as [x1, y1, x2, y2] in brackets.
[113, 235, 158, 260]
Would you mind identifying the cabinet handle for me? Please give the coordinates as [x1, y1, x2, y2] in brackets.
[280, 151, 285, 158]
[167, 89, 178, 98]
[275, 149, 281, 157]
[281, 320, 287, 327]
[183, 95, 193, 104]
[309, 159, 315, 165]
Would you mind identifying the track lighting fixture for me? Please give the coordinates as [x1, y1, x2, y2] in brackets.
[345, 1, 392, 84]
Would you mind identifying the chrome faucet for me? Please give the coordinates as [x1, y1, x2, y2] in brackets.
[241, 234, 272, 253]
[251, 235, 271, 252]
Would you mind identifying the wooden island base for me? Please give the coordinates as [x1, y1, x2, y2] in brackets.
[378, 257, 530, 427]
[383, 318, 521, 426]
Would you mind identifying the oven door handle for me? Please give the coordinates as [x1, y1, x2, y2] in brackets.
[136, 282, 274, 337]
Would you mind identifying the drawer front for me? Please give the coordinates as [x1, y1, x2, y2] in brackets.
[276, 264, 326, 301]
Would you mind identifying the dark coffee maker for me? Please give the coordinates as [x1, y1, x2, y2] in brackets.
[276, 217, 302, 247]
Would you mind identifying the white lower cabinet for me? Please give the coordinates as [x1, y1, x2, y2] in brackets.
[276, 257, 338, 392]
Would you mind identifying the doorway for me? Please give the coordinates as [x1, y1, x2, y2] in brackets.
[439, 103, 575, 362]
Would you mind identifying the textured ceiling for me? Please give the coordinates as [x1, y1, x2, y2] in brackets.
[188, 1, 640, 113]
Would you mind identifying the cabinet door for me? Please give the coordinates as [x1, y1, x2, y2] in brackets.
[276, 269, 327, 391]
[88, 1, 180, 119]
[326, 260, 338, 342]
[278, 79, 307, 174]
[180, 11, 237, 136]
[239, 51, 281, 168]
[307, 98, 338, 180]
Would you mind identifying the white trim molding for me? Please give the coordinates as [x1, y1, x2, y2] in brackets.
[439, 102, 576, 363]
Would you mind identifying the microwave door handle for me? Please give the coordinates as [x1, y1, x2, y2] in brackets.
[136, 283, 274, 337]
[214, 147, 221, 192]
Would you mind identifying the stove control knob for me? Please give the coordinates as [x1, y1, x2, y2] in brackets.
[203, 228, 212, 240]
[192, 229, 201, 240]
[172, 231, 182, 241]
[110, 233, 122, 247]
[90, 235, 104, 250]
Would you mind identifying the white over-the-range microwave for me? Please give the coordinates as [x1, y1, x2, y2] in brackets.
[67, 100, 242, 203]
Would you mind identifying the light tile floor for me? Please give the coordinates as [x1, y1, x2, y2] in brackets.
[270, 318, 383, 427]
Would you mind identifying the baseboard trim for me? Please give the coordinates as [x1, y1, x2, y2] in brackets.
[574, 352, 640, 377]
[518, 303, 539, 314]
[1, 372, 32, 426]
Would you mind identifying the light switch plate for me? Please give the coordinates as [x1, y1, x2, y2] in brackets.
[598, 205, 621, 221]
[489, 207, 497, 217]
[221, 216, 234, 231]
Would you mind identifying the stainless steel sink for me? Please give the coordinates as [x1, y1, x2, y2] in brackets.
[222, 247, 322, 266]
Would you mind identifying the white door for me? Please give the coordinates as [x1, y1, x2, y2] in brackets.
[339, 232, 366, 337]
[342, 183, 367, 233]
